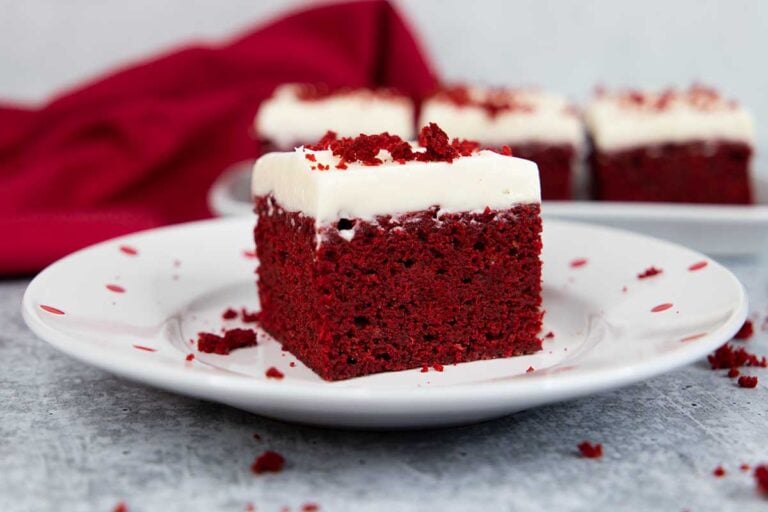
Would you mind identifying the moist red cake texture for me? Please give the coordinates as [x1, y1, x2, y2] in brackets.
[253, 126, 543, 381]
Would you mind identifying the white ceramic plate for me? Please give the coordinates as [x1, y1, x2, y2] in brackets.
[22, 217, 747, 428]
[208, 161, 768, 256]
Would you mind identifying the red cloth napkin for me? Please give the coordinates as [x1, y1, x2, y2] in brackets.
[0, 0, 436, 275]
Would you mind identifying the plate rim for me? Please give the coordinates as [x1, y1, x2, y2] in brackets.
[21, 217, 749, 407]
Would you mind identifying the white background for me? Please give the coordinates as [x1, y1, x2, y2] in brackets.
[2, 0, 765, 164]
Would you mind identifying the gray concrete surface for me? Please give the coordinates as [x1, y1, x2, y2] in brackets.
[2, 254, 768, 511]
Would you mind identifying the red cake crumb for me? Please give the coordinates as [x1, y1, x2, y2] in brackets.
[708, 343, 767, 370]
[304, 153, 316, 162]
[544, 331, 555, 339]
[251, 450, 285, 474]
[637, 266, 663, 279]
[253, 433, 261, 441]
[713, 465, 726, 477]
[300, 504, 320, 512]
[245, 503, 256, 512]
[738, 375, 758, 388]
[728, 368, 740, 378]
[420, 364, 429, 373]
[741, 463, 751, 472]
[185, 353, 195, 362]
[222, 308, 239, 320]
[734, 320, 754, 340]
[755, 465, 768, 495]
[241, 309, 261, 323]
[526, 366, 535, 373]
[113, 502, 127, 512]
[433, 363, 444, 372]
[266, 367, 284, 379]
[289, 362, 296, 367]
[197, 328, 257, 355]
[577, 442, 603, 459]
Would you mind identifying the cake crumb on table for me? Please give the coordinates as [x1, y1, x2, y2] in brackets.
[577, 442, 603, 459]
[251, 451, 285, 474]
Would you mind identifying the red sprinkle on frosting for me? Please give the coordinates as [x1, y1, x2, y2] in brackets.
[40, 305, 65, 315]
[734, 320, 754, 340]
[106, 284, 125, 293]
[637, 266, 663, 279]
[305, 123, 480, 167]
[251, 450, 285, 474]
[688, 261, 708, 272]
[119, 245, 138, 256]
[197, 329, 257, 355]
[681, 333, 707, 342]
[577, 441, 603, 459]
[243, 249, 257, 259]
[133, 345, 156, 352]
[430, 85, 535, 118]
[266, 367, 284, 380]
[713, 465, 726, 477]
[651, 303, 673, 313]
[301, 504, 320, 512]
[185, 353, 195, 362]
[738, 375, 758, 388]
[526, 366, 535, 373]
[570, 258, 588, 268]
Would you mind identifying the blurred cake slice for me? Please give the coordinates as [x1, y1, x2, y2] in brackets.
[585, 85, 753, 203]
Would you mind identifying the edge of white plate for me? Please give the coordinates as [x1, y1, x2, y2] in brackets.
[21, 217, 749, 411]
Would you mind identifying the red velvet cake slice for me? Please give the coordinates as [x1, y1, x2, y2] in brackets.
[586, 85, 754, 203]
[255, 83, 415, 152]
[252, 124, 543, 381]
[418, 85, 583, 200]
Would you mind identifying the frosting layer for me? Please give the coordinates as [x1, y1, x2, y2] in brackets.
[252, 148, 540, 225]
[256, 84, 415, 148]
[586, 88, 754, 151]
[418, 87, 583, 147]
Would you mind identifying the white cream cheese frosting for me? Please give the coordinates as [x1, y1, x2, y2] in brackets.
[418, 87, 583, 147]
[585, 87, 754, 152]
[252, 147, 540, 225]
[256, 84, 415, 148]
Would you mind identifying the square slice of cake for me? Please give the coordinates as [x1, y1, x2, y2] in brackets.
[585, 85, 754, 203]
[252, 124, 543, 381]
[418, 85, 583, 200]
[255, 83, 415, 152]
